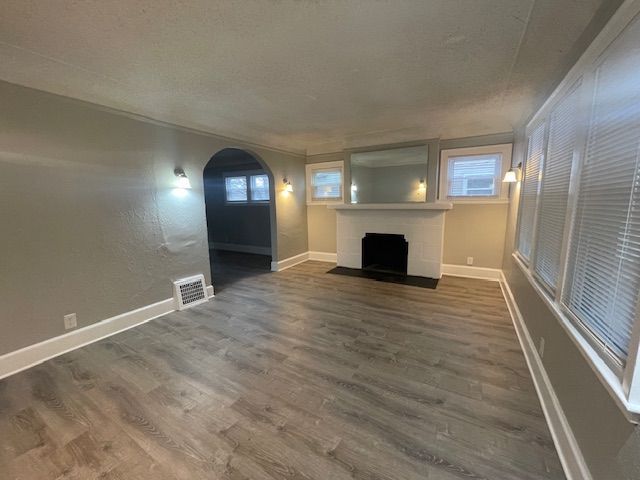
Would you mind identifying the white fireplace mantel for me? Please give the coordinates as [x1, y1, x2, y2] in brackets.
[331, 202, 451, 279]
[329, 202, 452, 211]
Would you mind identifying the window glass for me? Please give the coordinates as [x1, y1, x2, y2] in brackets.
[250, 174, 270, 201]
[225, 176, 248, 202]
[447, 154, 500, 197]
[312, 169, 342, 200]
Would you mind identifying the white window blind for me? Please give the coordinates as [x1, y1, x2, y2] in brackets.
[446, 154, 500, 197]
[517, 123, 545, 261]
[225, 176, 248, 202]
[312, 169, 342, 200]
[563, 42, 640, 363]
[533, 86, 581, 290]
[250, 174, 270, 201]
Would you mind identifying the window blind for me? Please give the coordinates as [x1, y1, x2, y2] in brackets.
[225, 176, 248, 202]
[517, 123, 545, 261]
[312, 169, 342, 199]
[563, 41, 640, 363]
[533, 86, 580, 290]
[447, 155, 500, 197]
[250, 174, 270, 201]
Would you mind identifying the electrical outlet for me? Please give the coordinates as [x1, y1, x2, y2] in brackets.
[64, 313, 77, 330]
[466, 256, 474, 265]
[538, 337, 545, 358]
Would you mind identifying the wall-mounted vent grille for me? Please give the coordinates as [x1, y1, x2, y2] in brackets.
[173, 274, 208, 310]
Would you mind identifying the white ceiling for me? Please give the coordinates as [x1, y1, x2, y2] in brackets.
[0, 0, 619, 155]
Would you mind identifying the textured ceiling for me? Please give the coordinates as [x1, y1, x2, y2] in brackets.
[0, 0, 621, 154]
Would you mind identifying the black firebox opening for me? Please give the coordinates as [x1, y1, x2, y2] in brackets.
[362, 233, 408, 276]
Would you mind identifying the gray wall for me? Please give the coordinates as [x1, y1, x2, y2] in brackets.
[443, 203, 508, 268]
[440, 132, 513, 268]
[502, 132, 640, 480]
[0, 80, 307, 356]
[305, 152, 343, 253]
[204, 157, 271, 252]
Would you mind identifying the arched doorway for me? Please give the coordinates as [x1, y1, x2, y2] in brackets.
[203, 148, 276, 291]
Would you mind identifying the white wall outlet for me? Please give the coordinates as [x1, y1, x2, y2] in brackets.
[538, 337, 545, 358]
[466, 256, 474, 265]
[64, 313, 77, 330]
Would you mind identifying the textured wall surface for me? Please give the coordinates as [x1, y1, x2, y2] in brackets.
[443, 203, 508, 269]
[0, 81, 306, 355]
[306, 206, 337, 253]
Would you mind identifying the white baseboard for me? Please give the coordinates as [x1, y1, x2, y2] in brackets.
[442, 264, 502, 281]
[271, 252, 309, 272]
[499, 273, 592, 480]
[270, 251, 337, 271]
[308, 251, 337, 263]
[0, 285, 215, 381]
[212, 242, 271, 256]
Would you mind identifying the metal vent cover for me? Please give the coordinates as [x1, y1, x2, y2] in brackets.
[173, 274, 208, 310]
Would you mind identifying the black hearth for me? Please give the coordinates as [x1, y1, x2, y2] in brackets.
[362, 233, 408, 275]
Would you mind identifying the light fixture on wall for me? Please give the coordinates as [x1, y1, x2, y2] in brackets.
[419, 178, 426, 191]
[174, 168, 192, 189]
[283, 178, 293, 193]
[351, 183, 358, 192]
[503, 162, 522, 183]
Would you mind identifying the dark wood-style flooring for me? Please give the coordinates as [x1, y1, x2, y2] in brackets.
[0, 259, 565, 480]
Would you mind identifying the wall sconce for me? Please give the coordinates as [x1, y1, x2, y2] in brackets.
[351, 183, 358, 192]
[503, 162, 522, 183]
[419, 178, 426, 190]
[174, 168, 192, 189]
[283, 178, 293, 193]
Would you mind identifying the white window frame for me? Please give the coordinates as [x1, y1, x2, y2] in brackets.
[223, 170, 271, 205]
[305, 161, 345, 205]
[438, 144, 512, 203]
[511, 7, 640, 421]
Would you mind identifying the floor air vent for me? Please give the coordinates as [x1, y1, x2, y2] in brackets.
[173, 274, 208, 310]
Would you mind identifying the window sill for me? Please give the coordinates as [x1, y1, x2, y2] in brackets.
[512, 252, 640, 423]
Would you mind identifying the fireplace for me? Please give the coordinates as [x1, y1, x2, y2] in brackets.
[362, 233, 408, 275]
[330, 203, 452, 279]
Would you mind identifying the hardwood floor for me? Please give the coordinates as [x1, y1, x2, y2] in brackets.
[0, 260, 565, 479]
[209, 249, 272, 293]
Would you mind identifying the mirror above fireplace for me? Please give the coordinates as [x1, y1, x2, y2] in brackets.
[349, 145, 428, 204]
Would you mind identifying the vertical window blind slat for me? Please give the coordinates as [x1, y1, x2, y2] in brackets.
[517, 123, 545, 260]
[563, 35, 640, 363]
[533, 85, 581, 290]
